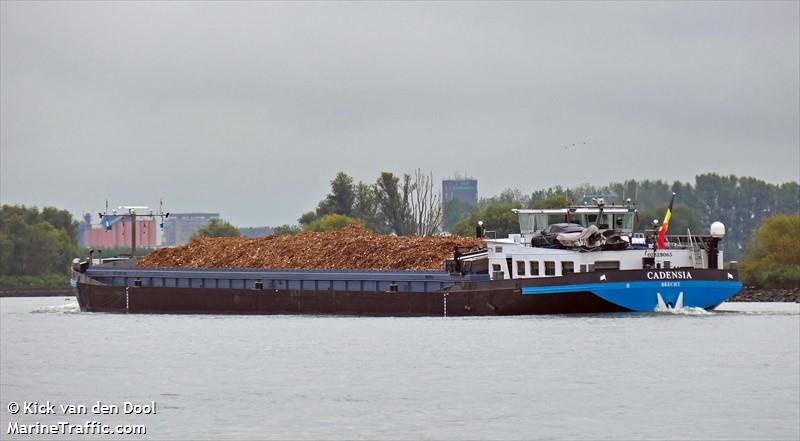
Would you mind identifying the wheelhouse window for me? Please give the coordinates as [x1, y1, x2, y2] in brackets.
[562, 261, 575, 275]
[594, 261, 620, 270]
[530, 261, 539, 276]
[544, 261, 556, 276]
[614, 213, 635, 231]
[516, 261, 525, 276]
[492, 264, 502, 272]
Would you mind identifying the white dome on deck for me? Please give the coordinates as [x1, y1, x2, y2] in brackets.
[710, 222, 725, 238]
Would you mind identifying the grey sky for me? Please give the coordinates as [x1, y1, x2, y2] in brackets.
[2, 1, 798, 226]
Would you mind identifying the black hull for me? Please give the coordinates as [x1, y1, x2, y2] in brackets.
[75, 268, 740, 316]
[76, 283, 627, 316]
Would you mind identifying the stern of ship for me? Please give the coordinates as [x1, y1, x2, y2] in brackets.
[519, 268, 743, 312]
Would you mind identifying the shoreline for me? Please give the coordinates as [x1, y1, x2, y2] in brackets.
[0, 287, 76, 298]
[730, 287, 799, 303]
[1, 286, 797, 302]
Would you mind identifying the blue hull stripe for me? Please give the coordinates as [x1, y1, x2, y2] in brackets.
[521, 280, 743, 312]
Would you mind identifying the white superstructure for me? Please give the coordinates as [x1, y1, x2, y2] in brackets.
[481, 204, 724, 281]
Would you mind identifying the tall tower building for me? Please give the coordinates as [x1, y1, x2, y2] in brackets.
[442, 178, 478, 206]
[162, 213, 220, 246]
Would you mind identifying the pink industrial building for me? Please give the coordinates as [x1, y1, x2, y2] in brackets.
[82, 216, 157, 249]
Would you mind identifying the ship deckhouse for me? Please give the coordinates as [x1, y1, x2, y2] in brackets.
[479, 203, 724, 281]
[515, 206, 637, 237]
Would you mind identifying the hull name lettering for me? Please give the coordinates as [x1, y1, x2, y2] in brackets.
[647, 271, 693, 280]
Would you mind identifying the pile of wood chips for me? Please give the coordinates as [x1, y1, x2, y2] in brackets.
[137, 224, 484, 271]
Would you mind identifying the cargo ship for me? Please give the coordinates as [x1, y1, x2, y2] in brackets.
[72, 201, 743, 316]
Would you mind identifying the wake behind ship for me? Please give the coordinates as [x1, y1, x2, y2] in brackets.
[72, 201, 743, 316]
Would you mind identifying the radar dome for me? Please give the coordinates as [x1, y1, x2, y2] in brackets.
[710, 221, 725, 238]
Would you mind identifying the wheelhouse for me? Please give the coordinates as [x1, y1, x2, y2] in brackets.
[513, 205, 637, 238]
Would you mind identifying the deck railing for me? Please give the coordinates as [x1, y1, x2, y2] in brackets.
[641, 230, 709, 249]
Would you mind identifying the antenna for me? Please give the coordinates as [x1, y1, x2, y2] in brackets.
[98, 200, 170, 257]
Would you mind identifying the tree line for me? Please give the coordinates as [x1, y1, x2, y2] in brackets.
[740, 213, 799, 288]
[0, 205, 79, 283]
[272, 170, 443, 237]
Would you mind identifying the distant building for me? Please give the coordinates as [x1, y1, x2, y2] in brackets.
[442, 178, 478, 206]
[79, 214, 157, 249]
[162, 213, 219, 246]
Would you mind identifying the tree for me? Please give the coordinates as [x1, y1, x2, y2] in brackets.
[0, 205, 79, 277]
[479, 188, 528, 210]
[315, 172, 356, 218]
[636, 203, 701, 236]
[302, 214, 362, 232]
[443, 198, 478, 233]
[532, 194, 572, 209]
[193, 218, 240, 238]
[298, 211, 318, 227]
[740, 214, 800, 288]
[0, 231, 12, 276]
[41, 206, 79, 244]
[375, 171, 414, 235]
[27, 221, 62, 275]
[352, 182, 389, 233]
[528, 186, 570, 208]
[410, 169, 443, 236]
[777, 182, 800, 214]
[452, 203, 522, 238]
[303, 172, 388, 233]
[1, 213, 31, 275]
[273, 224, 302, 235]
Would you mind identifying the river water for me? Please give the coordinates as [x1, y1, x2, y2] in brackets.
[1, 298, 798, 440]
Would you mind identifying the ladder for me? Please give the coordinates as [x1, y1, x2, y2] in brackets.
[687, 229, 705, 269]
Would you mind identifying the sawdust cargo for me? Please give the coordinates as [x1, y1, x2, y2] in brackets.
[137, 224, 483, 271]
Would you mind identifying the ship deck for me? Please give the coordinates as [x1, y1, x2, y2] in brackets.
[85, 266, 489, 293]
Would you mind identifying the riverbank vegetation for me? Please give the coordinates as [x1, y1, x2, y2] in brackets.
[740, 214, 800, 288]
[0, 205, 78, 287]
[0, 274, 70, 287]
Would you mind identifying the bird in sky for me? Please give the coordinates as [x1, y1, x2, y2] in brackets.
[562, 141, 588, 150]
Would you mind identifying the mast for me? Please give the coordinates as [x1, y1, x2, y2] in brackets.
[99, 203, 169, 256]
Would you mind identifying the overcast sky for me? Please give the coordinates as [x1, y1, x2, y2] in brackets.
[2, 1, 798, 226]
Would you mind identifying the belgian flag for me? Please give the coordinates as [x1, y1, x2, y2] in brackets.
[657, 193, 675, 249]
